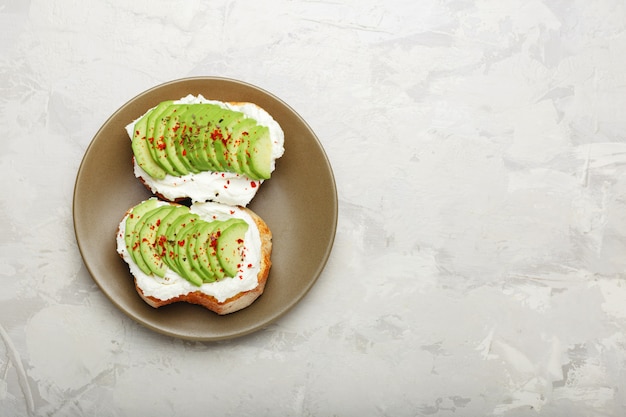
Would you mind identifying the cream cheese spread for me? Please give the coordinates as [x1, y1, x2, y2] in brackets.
[116, 201, 262, 303]
[125, 94, 285, 206]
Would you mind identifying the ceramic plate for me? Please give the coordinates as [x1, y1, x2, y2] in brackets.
[73, 77, 337, 341]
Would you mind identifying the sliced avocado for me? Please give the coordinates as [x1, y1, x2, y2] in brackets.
[192, 221, 219, 282]
[161, 104, 193, 176]
[235, 128, 258, 180]
[181, 104, 216, 172]
[155, 205, 189, 258]
[200, 105, 228, 171]
[145, 101, 174, 146]
[144, 101, 176, 173]
[131, 114, 168, 180]
[173, 221, 204, 286]
[124, 199, 161, 272]
[216, 220, 249, 277]
[132, 101, 275, 180]
[172, 106, 202, 173]
[223, 117, 256, 174]
[212, 109, 245, 173]
[174, 104, 200, 171]
[185, 220, 218, 283]
[162, 212, 199, 276]
[201, 109, 226, 171]
[173, 127, 201, 175]
[185, 221, 208, 281]
[138, 205, 176, 277]
[204, 227, 227, 281]
[204, 218, 241, 280]
[246, 126, 273, 179]
[149, 103, 183, 176]
[232, 118, 263, 179]
[181, 220, 202, 273]
[195, 105, 228, 172]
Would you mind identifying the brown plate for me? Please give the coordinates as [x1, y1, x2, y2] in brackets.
[73, 77, 337, 341]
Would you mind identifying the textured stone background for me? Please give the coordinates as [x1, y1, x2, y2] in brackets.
[2, 0, 626, 415]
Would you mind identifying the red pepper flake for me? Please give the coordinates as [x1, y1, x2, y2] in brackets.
[236, 238, 244, 244]
[247, 263, 253, 268]
[210, 129, 223, 141]
[178, 240, 185, 247]
[157, 142, 166, 150]
[229, 210, 235, 215]
[250, 182, 257, 188]
[182, 149, 187, 156]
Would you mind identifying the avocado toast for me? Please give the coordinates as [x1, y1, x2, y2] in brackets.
[116, 198, 273, 315]
[126, 95, 285, 206]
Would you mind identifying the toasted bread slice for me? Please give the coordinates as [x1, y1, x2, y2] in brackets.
[116, 200, 272, 315]
[126, 95, 284, 206]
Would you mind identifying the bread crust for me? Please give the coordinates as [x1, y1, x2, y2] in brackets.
[119, 203, 272, 315]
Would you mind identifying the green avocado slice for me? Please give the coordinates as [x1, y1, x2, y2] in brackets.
[200, 105, 227, 171]
[145, 101, 176, 174]
[124, 199, 161, 272]
[150, 103, 184, 176]
[213, 108, 245, 173]
[185, 221, 216, 283]
[131, 113, 168, 180]
[216, 220, 249, 277]
[192, 221, 221, 283]
[203, 218, 241, 280]
[155, 205, 189, 258]
[138, 205, 176, 277]
[233, 119, 265, 180]
[173, 221, 204, 286]
[246, 126, 273, 179]
[172, 106, 201, 173]
[161, 104, 194, 176]
[223, 117, 256, 175]
[135, 101, 275, 180]
[162, 212, 200, 276]
[186, 104, 214, 171]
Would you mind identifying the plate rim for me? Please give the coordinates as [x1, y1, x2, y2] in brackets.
[72, 76, 338, 341]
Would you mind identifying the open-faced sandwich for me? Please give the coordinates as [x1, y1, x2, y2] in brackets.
[125, 94, 285, 206]
[116, 198, 272, 315]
